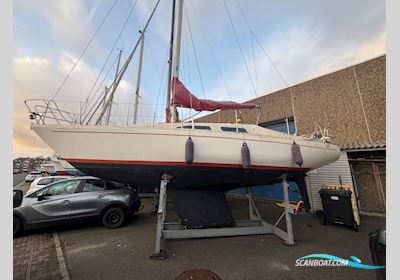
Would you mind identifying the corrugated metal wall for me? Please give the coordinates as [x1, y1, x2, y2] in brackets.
[306, 151, 353, 212]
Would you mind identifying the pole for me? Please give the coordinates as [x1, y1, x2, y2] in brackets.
[282, 176, 295, 245]
[173, 0, 183, 79]
[165, 0, 176, 123]
[285, 117, 290, 135]
[133, 32, 145, 125]
[79, 102, 82, 124]
[170, 0, 184, 124]
[94, 0, 161, 125]
[102, 86, 108, 125]
[106, 49, 123, 125]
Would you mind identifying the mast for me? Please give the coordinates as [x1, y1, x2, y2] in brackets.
[165, 0, 176, 123]
[94, 0, 161, 125]
[173, 0, 184, 79]
[101, 86, 108, 124]
[133, 32, 145, 125]
[170, 0, 184, 123]
[106, 48, 123, 125]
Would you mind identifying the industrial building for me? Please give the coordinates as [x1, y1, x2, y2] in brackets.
[196, 55, 386, 216]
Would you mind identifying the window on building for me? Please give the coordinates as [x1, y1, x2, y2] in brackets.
[221, 127, 247, 133]
[259, 117, 295, 134]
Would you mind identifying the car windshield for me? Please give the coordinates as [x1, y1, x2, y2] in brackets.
[30, 172, 41, 175]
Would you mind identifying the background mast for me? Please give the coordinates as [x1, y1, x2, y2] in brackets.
[170, 0, 184, 123]
[165, 0, 176, 123]
[133, 32, 145, 125]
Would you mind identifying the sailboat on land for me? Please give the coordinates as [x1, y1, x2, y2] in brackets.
[28, 0, 340, 218]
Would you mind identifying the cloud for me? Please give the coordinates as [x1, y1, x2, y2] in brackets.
[13, 54, 136, 157]
[23, 1, 91, 51]
[15, 0, 107, 64]
[13, 0, 385, 157]
[200, 0, 386, 105]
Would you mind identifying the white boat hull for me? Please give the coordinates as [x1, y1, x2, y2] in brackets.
[31, 124, 340, 191]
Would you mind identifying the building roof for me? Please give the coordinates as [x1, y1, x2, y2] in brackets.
[339, 140, 386, 151]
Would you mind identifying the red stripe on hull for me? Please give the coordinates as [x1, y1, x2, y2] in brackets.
[64, 158, 310, 171]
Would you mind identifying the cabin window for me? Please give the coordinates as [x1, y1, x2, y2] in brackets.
[259, 117, 295, 134]
[178, 125, 211, 130]
[221, 127, 247, 133]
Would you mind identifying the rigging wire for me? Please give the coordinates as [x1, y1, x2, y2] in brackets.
[235, 0, 290, 87]
[152, 49, 170, 125]
[181, 16, 188, 85]
[184, 5, 206, 99]
[235, 0, 259, 95]
[183, 16, 192, 87]
[179, 14, 194, 121]
[94, 0, 161, 125]
[81, 54, 120, 124]
[51, 0, 120, 101]
[250, 32, 259, 96]
[235, 0, 298, 133]
[187, 0, 232, 100]
[182, 111, 201, 122]
[81, 0, 139, 117]
[222, 0, 258, 98]
[250, 31, 290, 88]
[81, 48, 121, 118]
[132, 6, 163, 79]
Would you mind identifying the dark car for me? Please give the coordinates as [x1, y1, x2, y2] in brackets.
[369, 227, 386, 280]
[13, 176, 141, 236]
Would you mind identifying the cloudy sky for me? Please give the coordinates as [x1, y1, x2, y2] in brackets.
[13, 0, 385, 158]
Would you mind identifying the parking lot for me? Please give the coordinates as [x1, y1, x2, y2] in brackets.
[13, 172, 27, 187]
[13, 178, 385, 280]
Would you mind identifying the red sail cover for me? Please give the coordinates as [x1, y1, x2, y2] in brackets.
[171, 77, 257, 111]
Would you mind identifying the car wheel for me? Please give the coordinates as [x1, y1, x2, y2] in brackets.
[13, 216, 22, 237]
[102, 207, 126, 229]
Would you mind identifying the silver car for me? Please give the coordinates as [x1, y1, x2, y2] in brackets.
[13, 176, 141, 236]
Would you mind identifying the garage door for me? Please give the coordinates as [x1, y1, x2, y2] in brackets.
[350, 161, 386, 214]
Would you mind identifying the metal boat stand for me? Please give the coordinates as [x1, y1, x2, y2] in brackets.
[150, 174, 296, 260]
[150, 187, 159, 214]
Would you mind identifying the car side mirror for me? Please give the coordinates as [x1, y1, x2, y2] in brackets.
[13, 190, 23, 208]
[37, 194, 46, 201]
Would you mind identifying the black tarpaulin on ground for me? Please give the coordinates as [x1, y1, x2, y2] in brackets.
[169, 189, 235, 229]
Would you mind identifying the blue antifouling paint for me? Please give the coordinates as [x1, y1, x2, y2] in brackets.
[228, 182, 301, 202]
